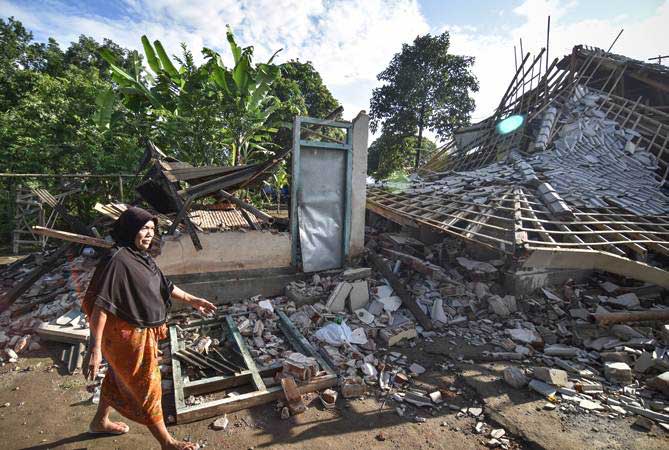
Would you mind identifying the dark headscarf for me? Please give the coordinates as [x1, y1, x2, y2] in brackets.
[82, 206, 172, 328]
[111, 207, 158, 248]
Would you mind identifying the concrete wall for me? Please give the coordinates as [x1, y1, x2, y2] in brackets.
[155, 230, 291, 276]
[168, 267, 309, 307]
[350, 111, 370, 259]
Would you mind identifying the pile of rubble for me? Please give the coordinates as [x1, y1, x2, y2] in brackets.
[0, 249, 99, 361]
[195, 230, 668, 438]
[2, 225, 668, 440]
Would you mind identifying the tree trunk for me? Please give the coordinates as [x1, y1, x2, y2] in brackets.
[415, 104, 425, 169]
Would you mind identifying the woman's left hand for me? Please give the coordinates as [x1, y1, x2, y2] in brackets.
[190, 297, 217, 316]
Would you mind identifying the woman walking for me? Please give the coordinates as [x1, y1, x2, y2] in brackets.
[82, 207, 216, 450]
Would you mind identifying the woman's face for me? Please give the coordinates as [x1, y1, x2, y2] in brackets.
[134, 220, 155, 251]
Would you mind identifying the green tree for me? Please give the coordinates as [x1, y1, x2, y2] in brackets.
[0, 18, 142, 242]
[367, 133, 437, 180]
[98, 27, 284, 166]
[270, 60, 342, 150]
[369, 31, 478, 168]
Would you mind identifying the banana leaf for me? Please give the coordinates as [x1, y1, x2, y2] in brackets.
[93, 88, 115, 128]
[154, 40, 180, 80]
[141, 36, 161, 73]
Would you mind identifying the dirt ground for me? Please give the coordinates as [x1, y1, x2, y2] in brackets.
[0, 335, 667, 450]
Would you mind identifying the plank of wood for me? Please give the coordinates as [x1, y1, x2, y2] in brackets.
[173, 351, 207, 370]
[32, 226, 111, 248]
[169, 326, 186, 411]
[0, 243, 74, 312]
[367, 249, 433, 330]
[177, 374, 337, 424]
[277, 310, 334, 374]
[180, 348, 236, 374]
[225, 316, 266, 391]
[592, 309, 669, 326]
[183, 364, 282, 397]
[218, 190, 272, 223]
[380, 248, 461, 285]
[281, 376, 306, 414]
[36, 321, 89, 344]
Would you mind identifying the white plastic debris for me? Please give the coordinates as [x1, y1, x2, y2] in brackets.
[431, 298, 449, 323]
[258, 299, 274, 314]
[379, 296, 402, 312]
[349, 327, 369, 345]
[354, 308, 375, 324]
[314, 321, 354, 346]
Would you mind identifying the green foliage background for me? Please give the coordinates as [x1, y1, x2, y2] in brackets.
[0, 18, 341, 247]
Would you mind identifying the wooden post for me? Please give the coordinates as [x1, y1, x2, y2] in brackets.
[367, 249, 433, 330]
[118, 176, 124, 202]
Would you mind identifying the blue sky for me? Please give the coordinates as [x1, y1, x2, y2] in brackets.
[3, 0, 668, 141]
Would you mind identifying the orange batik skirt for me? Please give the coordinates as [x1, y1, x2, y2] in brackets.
[100, 313, 168, 425]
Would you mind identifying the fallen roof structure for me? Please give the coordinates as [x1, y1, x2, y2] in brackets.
[367, 45, 669, 288]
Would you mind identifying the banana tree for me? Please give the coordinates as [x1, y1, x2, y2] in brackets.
[95, 27, 284, 167]
[96, 36, 184, 119]
[205, 26, 282, 165]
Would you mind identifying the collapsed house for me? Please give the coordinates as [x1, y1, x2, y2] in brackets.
[367, 45, 669, 290]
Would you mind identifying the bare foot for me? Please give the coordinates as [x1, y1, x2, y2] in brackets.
[162, 439, 198, 450]
[88, 418, 130, 435]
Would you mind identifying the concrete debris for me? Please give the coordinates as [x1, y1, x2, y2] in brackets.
[543, 344, 580, 357]
[504, 367, 529, 389]
[579, 399, 604, 411]
[281, 377, 307, 415]
[529, 380, 557, 398]
[283, 352, 319, 382]
[607, 293, 640, 309]
[342, 267, 372, 281]
[348, 281, 370, 312]
[490, 429, 505, 439]
[506, 328, 543, 347]
[409, 363, 426, 375]
[604, 362, 634, 385]
[429, 391, 443, 404]
[647, 372, 669, 396]
[326, 282, 353, 313]
[341, 377, 365, 398]
[320, 388, 338, 408]
[380, 324, 417, 347]
[456, 257, 497, 274]
[4, 195, 669, 447]
[211, 415, 229, 431]
[533, 367, 569, 387]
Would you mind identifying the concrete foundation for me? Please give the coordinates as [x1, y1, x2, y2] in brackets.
[505, 267, 593, 295]
[169, 267, 309, 309]
[155, 230, 291, 276]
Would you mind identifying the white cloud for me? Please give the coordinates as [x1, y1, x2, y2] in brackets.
[2, 0, 666, 144]
[445, 0, 669, 122]
[0, 0, 429, 121]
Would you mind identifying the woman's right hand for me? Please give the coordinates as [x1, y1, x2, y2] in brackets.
[83, 346, 102, 381]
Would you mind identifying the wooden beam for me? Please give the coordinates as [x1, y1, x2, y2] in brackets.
[169, 326, 186, 412]
[31, 226, 111, 248]
[593, 309, 669, 326]
[0, 243, 74, 312]
[367, 249, 433, 330]
[177, 374, 337, 424]
[225, 316, 266, 391]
